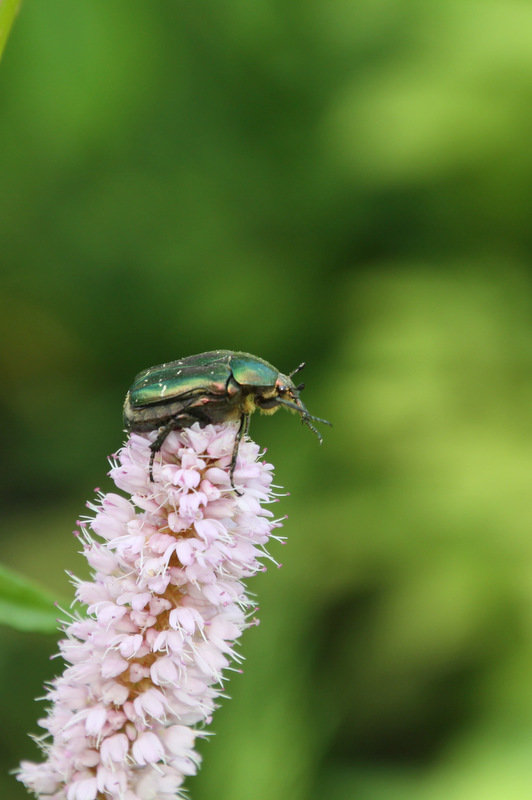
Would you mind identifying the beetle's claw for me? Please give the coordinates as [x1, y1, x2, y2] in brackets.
[302, 415, 324, 444]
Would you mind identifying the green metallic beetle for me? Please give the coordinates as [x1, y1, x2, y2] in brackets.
[123, 349, 331, 485]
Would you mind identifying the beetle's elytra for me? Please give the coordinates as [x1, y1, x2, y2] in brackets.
[123, 349, 331, 485]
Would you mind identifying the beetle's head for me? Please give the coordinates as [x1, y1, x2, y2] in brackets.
[255, 362, 331, 442]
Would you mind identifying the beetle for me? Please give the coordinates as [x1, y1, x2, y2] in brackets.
[123, 349, 331, 486]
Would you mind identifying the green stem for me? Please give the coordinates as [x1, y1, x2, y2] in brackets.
[0, 0, 21, 62]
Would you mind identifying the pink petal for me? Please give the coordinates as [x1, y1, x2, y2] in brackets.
[100, 733, 129, 765]
[132, 731, 165, 766]
[85, 705, 107, 736]
[67, 776, 98, 800]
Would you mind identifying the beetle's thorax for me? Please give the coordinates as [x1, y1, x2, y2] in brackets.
[245, 375, 296, 417]
[240, 388, 275, 416]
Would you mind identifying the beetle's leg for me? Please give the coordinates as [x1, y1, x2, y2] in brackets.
[148, 419, 183, 481]
[146, 395, 214, 481]
[148, 402, 218, 481]
[230, 413, 250, 494]
[149, 448, 157, 482]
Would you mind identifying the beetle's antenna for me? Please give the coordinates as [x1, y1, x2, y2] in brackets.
[288, 362, 306, 379]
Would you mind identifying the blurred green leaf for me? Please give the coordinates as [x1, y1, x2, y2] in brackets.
[0, 563, 59, 633]
[2, 2, 532, 798]
[0, 0, 21, 61]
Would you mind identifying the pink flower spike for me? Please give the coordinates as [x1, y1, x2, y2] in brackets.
[17, 422, 283, 799]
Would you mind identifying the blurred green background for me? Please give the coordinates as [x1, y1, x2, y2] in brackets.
[2, 1, 532, 798]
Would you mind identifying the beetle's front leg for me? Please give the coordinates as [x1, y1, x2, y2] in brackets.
[230, 413, 250, 495]
[148, 419, 184, 481]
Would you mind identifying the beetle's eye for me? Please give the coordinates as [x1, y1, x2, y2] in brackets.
[278, 384, 288, 395]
